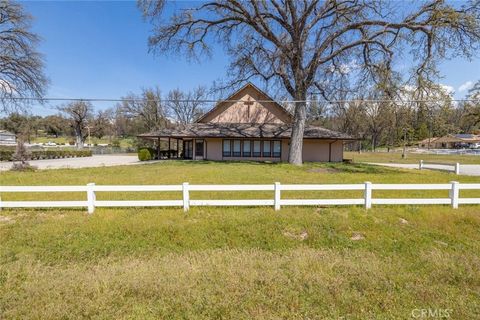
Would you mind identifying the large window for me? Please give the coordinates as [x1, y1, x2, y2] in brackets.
[233, 140, 241, 156]
[242, 140, 251, 157]
[263, 141, 271, 157]
[222, 139, 281, 158]
[273, 141, 281, 158]
[223, 140, 231, 157]
[253, 141, 261, 157]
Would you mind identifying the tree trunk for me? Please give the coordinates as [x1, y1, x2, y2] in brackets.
[74, 126, 84, 150]
[288, 92, 307, 165]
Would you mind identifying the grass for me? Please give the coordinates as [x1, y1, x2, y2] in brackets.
[345, 151, 480, 164]
[1, 161, 480, 319]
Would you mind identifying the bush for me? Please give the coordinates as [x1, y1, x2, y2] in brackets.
[138, 148, 152, 161]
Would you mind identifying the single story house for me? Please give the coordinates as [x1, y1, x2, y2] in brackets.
[418, 134, 480, 149]
[138, 83, 355, 162]
[0, 130, 16, 145]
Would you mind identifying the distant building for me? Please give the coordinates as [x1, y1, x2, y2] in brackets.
[418, 134, 480, 149]
[0, 130, 16, 145]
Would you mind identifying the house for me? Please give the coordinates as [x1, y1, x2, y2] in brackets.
[418, 134, 480, 149]
[0, 130, 16, 145]
[138, 83, 355, 162]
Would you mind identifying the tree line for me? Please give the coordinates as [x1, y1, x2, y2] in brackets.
[0, 86, 208, 147]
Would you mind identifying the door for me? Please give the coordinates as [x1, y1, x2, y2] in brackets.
[195, 139, 204, 160]
[184, 140, 193, 159]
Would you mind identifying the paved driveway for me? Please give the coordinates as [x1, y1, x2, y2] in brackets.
[0, 155, 153, 171]
[369, 163, 480, 176]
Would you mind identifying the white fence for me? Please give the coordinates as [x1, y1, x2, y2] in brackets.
[419, 160, 460, 175]
[1, 182, 479, 213]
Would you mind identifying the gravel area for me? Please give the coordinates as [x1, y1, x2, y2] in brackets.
[369, 163, 480, 176]
[0, 155, 154, 171]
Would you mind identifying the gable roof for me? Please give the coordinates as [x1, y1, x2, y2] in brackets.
[196, 82, 293, 123]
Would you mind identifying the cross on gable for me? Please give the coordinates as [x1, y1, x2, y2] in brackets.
[243, 100, 254, 106]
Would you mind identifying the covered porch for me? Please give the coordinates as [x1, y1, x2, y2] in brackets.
[140, 136, 206, 160]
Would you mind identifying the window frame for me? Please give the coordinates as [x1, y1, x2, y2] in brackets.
[242, 140, 251, 157]
[222, 139, 232, 157]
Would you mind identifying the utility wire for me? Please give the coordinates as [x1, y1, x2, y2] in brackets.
[4, 96, 480, 103]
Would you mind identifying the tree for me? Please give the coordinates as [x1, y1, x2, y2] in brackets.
[167, 86, 207, 124]
[58, 101, 93, 149]
[461, 80, 480, 130]
[0, 1, 47, 112]
[120, 87, 168, 132]
[140, 0, 480, 164]
[42, 115, 69, 138]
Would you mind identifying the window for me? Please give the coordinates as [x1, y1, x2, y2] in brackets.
[273, 140, 281, 158]
[253, 140, 261, 157]
[223, 140, 231, 157]
[263, 141, 271, 157]
[195, 140, 204, 157]
[233, 140, 241, 156]
[242, 140, 251, 157]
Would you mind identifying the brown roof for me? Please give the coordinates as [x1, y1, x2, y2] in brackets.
[138, 123, 355, 140]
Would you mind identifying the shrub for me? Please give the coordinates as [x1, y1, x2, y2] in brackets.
[138, 148, 152, 161]
[0, 148, 92, 161]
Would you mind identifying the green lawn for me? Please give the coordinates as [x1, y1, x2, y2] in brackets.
[1, 161, 479, 319]
[345, 151, 480, 164]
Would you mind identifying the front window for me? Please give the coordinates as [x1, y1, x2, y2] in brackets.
[263, 141, 271, 157]
[273, 141, 281, 157]
[242, 140, 251, 157]
[233, 140, 241, 156]
[253, 140, 261, 157]
[223, 140, 231, 157]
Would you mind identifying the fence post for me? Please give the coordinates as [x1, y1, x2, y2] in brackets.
[364, 181, 372, 209]
[86, 183, 96, 214]
[450, 181, 459, 209]
[455, 163, 460, 175]
[182, 182, 190, 212]
[274, 182, 281, 211]
[419, 160, 424, 170]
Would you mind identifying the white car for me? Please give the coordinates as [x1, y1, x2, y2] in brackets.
[45, 141, 57, 146]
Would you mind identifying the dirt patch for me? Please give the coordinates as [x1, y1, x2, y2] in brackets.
[308, 167, 339, 173]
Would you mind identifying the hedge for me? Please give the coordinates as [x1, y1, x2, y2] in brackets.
[0, 149, 92, 161]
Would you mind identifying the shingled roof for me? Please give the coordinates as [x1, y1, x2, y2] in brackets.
[138, 123, 355, 140]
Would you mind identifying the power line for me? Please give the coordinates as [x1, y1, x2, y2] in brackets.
[4, 96, 480, 104]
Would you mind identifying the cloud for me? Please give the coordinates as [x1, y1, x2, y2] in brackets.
[458, 81, 474, 92]
[440, 84, 455, 95]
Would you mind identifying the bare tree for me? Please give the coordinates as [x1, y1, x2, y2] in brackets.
[120, 87, 168, 132]
[167, 86, 207, 124]
[0, 1, 47, 112]
[140, 0, 480, 164]
[58, 101, 93, 149]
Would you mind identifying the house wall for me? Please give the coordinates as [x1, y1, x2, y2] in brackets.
[199, 86, 292, 124]
[204, 138, 344, 162]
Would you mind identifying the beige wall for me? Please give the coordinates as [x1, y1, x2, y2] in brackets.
[302, 139, 343, 162]
[204, 138, 344, 162]
[199, 86, 291, 124]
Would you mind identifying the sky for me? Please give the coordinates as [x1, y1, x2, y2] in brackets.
[20, 0, 480, 115]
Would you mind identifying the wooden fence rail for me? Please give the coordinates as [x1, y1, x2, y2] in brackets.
[1, 182, 479, 213]
[419, 160, 460, 175]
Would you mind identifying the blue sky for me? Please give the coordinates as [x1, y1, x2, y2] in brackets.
[22, 0, 480, 115]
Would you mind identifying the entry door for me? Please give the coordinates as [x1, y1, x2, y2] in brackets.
[195, 139, 204, 160]
[184, 140, 193, 159]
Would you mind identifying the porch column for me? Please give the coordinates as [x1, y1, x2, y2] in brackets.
[168, 138, 171, 159]
[177, 139, 180, 158]
[157, 138, 160, 160]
